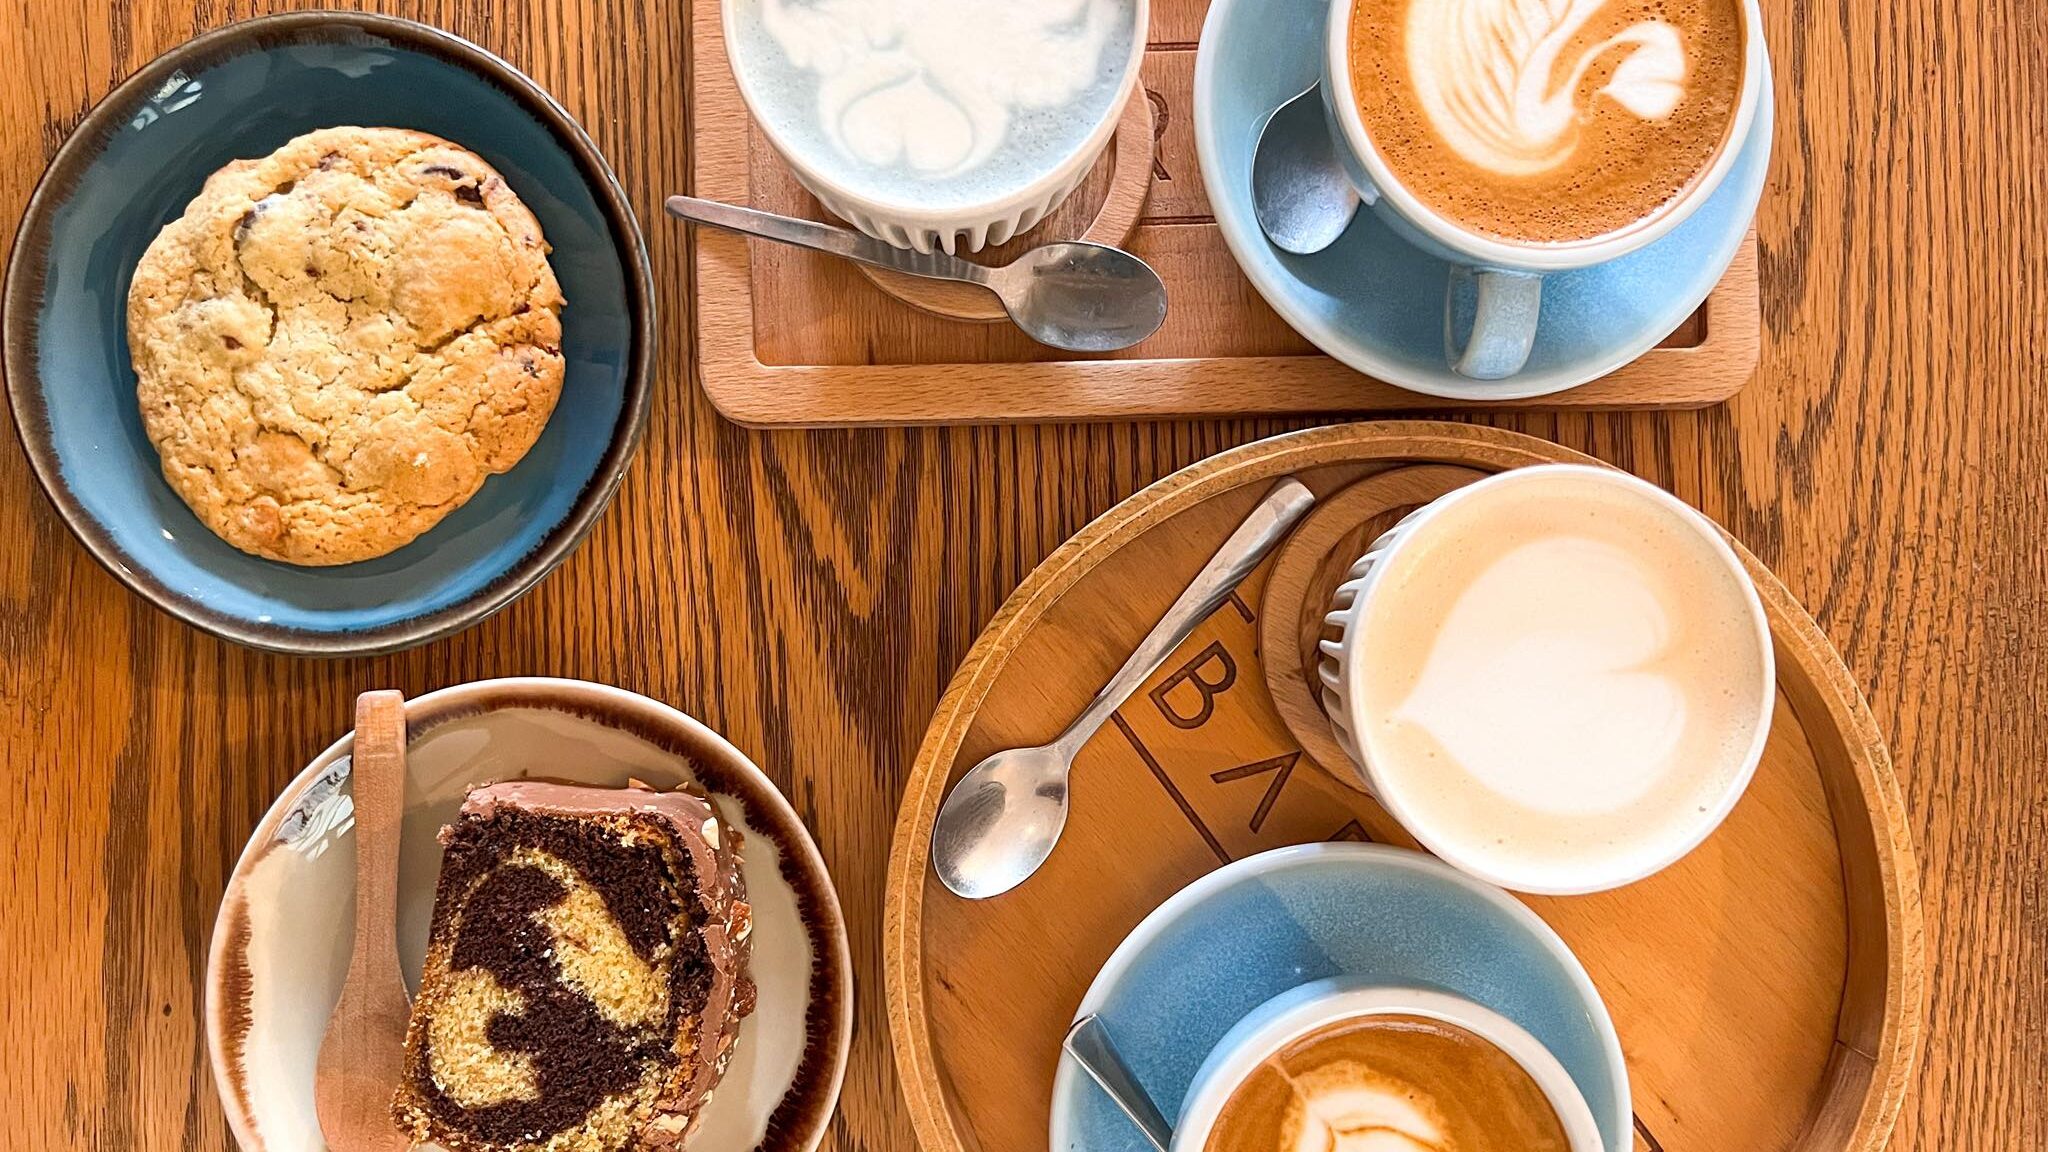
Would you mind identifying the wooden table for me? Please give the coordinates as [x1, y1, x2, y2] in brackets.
[2, 2, 2040, 1150]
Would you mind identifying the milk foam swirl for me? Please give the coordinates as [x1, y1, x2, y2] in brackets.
[1405, 0, 1688, 175]
[1282, 1063, 1450, 1152]
[758, 0, 1124, 178]
[1392, 536, 1687, 816]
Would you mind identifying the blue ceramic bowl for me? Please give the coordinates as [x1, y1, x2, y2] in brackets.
[3, 12, 653, 655]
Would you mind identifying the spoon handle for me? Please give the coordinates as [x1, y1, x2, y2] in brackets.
[1064, 1015, 1174, 1152]
[1058, 477, 1316, 755]
[664, 195, 991, 287]
[316, 690, 414, 1152]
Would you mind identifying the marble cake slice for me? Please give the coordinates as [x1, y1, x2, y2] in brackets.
[393, 780, 755, 1152]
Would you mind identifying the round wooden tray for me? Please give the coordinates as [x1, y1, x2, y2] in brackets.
[884, 423, 1923, 1152]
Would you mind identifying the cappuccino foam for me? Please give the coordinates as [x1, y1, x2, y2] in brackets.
[1355, 471, 1768, 890]
[728, 0, 1138, 211]
[1347, 0, 1747, 243]
[1205, 1015, 1569, 1152]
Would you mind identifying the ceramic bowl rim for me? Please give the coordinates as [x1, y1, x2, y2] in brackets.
[2, 10, 657, 657]
[1049, 842, 1631, 1150]
[1318, 0, 1768, 272]
[203, 677, 855, 1152]
[1170, 981, 1603, 1152]
[718, 0, 1151, 226]
[1332, 464, 1779, 896]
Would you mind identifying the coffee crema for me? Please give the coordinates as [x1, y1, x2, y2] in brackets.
[1347, 0, 1746, 243]
[1204, 1014, 1569, 1152]
[1355, 470, 1767, 890]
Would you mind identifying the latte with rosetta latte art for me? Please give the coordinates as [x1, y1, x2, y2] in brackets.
[1347, 0, 1747, 243]
[1204, 1014, 1570, 1152]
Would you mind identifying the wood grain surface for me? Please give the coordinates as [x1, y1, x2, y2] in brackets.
[0, 3, 2040, 1152]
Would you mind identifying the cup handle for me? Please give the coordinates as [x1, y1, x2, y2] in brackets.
[1353, 170, 1380, 207]
[1445, 266, 1542, 380]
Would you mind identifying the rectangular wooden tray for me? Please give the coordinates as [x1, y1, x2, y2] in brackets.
[687, 0, 1760, 426]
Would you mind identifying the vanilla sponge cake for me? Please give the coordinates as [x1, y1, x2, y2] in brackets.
[394, 782, 754, 1152]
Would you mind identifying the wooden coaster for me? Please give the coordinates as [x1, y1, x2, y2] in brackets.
[854, 92, 1156, 322]
[1257, 465, 1489, 790]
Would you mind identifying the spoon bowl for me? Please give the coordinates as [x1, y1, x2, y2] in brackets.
[989, 241, 1171, 353]
[666, 196, 1168, 352]
[931, 742, 1075, 900]
[1252, 82, 1361, 255]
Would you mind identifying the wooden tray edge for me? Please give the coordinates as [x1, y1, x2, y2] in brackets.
[882, 421, 1923, 1152]
[693, 241, 1759, 428]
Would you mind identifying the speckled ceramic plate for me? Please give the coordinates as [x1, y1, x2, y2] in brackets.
[205, 679, 851, 1152]
[3, 13, 653, 655]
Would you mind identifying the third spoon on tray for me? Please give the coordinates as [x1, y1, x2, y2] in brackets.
[929, 478, 1317, 899]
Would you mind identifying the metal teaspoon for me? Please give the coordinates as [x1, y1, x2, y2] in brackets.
[664, 195, 1168, 353]
[1252, 82, 1361, 255]
[930, 477, 1317, 899]
[1065, 1015, 1174, 1152]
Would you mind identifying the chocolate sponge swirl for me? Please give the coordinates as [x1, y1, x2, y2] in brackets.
[394, 782, 754, 1152]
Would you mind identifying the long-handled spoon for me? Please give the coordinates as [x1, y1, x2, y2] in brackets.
[315, 690, 413, 1152]
[665, 195, 1168, 353]
[930, 478, 1316, 899]
[1252, 82, 1361, 255]
[1065, 1015, 1174, 1152]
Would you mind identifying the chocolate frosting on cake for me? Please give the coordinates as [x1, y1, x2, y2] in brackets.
[460, 780, 757, 1144]
[396, 779, 756, 1152]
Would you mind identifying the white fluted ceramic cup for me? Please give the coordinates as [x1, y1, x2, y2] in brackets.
[1319, 0, 1768, 378]
[1317, 465, 1776, 895]
[1174, 979, 1605, 1152]
[722, 0, 1149, 254]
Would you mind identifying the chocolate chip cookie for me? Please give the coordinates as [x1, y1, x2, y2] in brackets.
[127, 126, 566, 566]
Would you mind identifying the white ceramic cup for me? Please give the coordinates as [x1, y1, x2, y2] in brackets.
[1318, 464, 1777, 895]
[1174, 979, 1606, 1152]
[1319, 0, 1768, 379]
[722, 0, 1150, 254]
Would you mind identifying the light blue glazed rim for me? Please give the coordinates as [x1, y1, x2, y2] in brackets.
[1192, 0, 1775, 401]
[1048, 843, 1631, 1152]
[2, 12, 655, 656]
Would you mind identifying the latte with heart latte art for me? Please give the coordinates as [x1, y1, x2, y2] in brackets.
[1353, 468, 1769, 891]
[1347, 0, 1748, 243]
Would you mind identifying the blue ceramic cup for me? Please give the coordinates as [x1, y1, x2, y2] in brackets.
[1317, 0, 1767, 379]
[1174, 979, 1605, 1152]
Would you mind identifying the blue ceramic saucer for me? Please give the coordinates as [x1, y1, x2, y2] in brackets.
[1193, 0, 1773, 401]
[3, 13, 653, 655]
[1048, 844, 1631, 1152]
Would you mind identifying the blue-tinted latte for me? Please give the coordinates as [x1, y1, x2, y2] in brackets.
[727, 0, 1141, 211]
